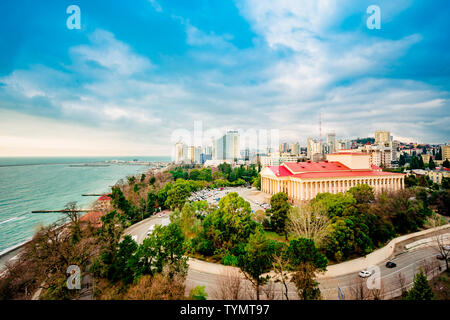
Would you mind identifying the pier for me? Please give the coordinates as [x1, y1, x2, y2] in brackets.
[31, 210, 92, 213]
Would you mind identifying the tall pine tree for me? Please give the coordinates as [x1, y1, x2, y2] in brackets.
[406, 268, 434, 300]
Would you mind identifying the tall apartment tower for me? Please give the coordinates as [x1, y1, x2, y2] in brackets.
[442, 145, 450, 161]
[214, 130, 240, 161]
[307, 138, 322, 160]
[279, 142, 289, 153]
[326, 132, 336, 154]
[375, 131, 390, 146]
[290, 142, 300, 155]
[174, 141, 186, 163]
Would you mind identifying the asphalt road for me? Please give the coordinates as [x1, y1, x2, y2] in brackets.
[125, 214, 448, 300]
[123, 210, 171, 244]
[186, 243, 448, 300]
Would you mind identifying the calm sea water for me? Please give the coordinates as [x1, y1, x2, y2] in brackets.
[0, 156, 170, 253]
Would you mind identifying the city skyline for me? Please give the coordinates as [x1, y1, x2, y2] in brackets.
[0, 0, 449, 157]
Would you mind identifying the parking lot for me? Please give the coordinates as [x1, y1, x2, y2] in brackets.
[189, 186, 271, 213]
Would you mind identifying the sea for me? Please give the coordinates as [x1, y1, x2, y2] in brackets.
[0, 156, 170, 254]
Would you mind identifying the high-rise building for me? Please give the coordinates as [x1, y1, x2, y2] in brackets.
[213, 131, 239, 161]
[360, 144, 392, 168]
[307, 138, 322, 160]
[194, 146, 202, 164]
[279, 142, 289, 153]
[226, 130, 239, 160]
[442, 145, 450, 161]
[375, 131, 390, 146]
[174, 141, 186, 164]
[290, 142, 300, 155]
[187, 146, 195, 163]
[392, 140, 400, 161]
[326, 132, 336, 154]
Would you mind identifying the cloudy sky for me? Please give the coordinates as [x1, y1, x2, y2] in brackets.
[0, 0, 449, 156]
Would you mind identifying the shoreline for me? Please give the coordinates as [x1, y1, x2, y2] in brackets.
[0, 162, 172, 271]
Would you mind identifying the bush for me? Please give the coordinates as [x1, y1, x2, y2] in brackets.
[195, 239, 215, 256]
[189, 286, 208, 300]
[222, 254, 239, 267]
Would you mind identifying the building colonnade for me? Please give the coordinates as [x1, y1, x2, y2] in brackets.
[261, 176, 404, 201]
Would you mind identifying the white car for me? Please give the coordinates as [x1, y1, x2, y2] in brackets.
[359, 270, 372, 278]
[146, 225, 155, 235]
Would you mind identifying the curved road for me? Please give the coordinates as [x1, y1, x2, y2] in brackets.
[124, 214, 449, 300]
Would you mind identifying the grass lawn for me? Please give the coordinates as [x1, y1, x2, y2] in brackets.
[430, 270, 450, 300]
[261, 230, 291, 243]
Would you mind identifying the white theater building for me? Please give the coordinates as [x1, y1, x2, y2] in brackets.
[260, 152, 404, 202]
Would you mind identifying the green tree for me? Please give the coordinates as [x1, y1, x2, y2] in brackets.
[399, 154, 406, 166]
[218, 163, 232, 177]
[109, 235, 138, 284]
[238, 230, 274, 300]
[311, 192, 356, 218]
[404, 175, 418, 188]
[405, 268, 434, 300]
[266, 192, 291, 239]
[253, 174, 261, 190]
[189, 169, 201, 181]
[132, 223, 187, 279]
[291, 262, 322, 300]
[443, 159, 450, 168]
[418, 155, 425, 169]
[428, 157, 436, 170]
[348, 184, 375, 204]
[189, 286, 208, 300]
[285, 238, 326, 300]
[146, 191, 158, 216]
[442, 177, 450, 190]
[165, 180, 192, 210]
[286, 238, 327, 271]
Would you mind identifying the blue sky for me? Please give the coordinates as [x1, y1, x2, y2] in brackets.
[0, 0, 449, 156]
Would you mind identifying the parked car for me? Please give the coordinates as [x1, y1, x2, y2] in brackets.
[359, 270, 372, 278]
[385, 261, 396, 268]
[437, 254, 445, 260]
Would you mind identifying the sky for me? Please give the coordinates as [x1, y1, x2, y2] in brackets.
[0, 0, 449, 156]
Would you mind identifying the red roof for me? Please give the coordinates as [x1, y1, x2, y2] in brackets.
[371, 164, 382, 171]
[267, 161, 404, 179]
[293, 171, 403, 179]
[98, 195, 112, 201]
[267, 165, 293, 177]
[283, 161, 350, 174]
[80, 211, 104, 228]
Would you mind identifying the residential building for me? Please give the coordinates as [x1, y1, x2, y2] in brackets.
[280, 142, 289, 153]
[426, 167, 450, 184]
[325, 132, 336, 154]
[174, 141, 187, 164]
[443, 145, 450, 161]
[375, 131, 390, 146]
[307, 138, 322, 160]
[290, 142, 300, 155]
[214, 130, 240, 161]
[360, 144, 392, 168]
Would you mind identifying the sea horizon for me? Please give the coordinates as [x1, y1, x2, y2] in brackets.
[0, 155, 172, 253]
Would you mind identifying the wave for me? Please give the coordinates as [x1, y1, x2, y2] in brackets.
[0, 216, 25, 226]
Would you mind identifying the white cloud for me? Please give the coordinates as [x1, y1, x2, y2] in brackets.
[148, 0, 163, 12]
[70, 29, 152, 76]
